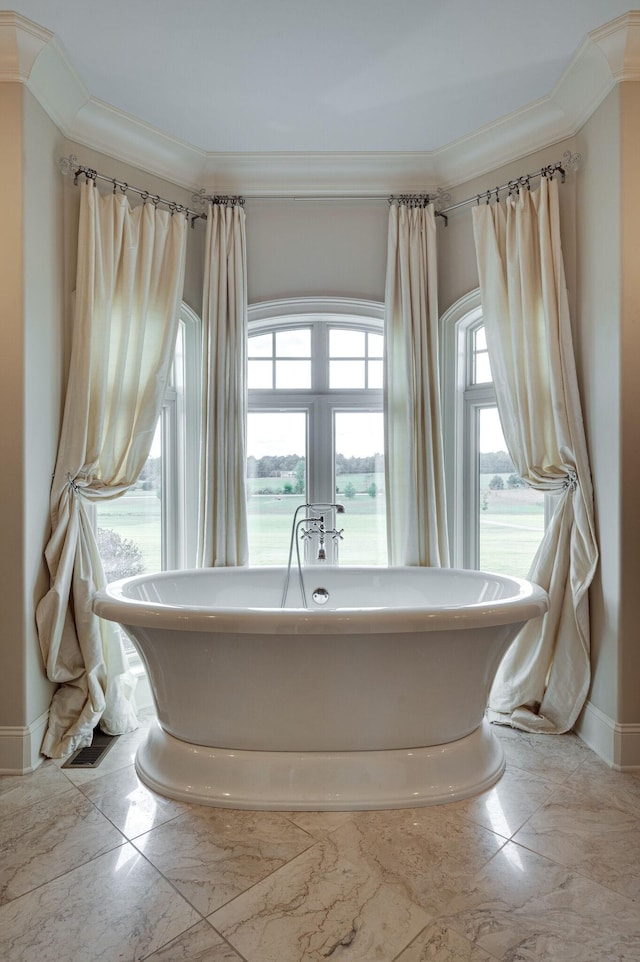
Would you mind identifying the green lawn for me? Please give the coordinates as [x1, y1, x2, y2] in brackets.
[96, 475, 545, 579]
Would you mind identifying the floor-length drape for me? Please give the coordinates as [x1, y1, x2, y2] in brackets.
[384, 201, 449, 566]
[197, 201, 248, 567]
[36, 181, 188, 757]
[473, 177, 598, 734]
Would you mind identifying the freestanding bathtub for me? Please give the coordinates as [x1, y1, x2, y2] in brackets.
[93, 566, 548, 810]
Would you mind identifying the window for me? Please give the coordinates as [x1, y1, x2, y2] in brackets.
[442, 291, 545, 577]
[247, 298, 386, 566]
[96, 303, 201, 580]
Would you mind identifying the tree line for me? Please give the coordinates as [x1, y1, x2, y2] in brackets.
[247, 453, 384, 478]
[479, 450, 515, 474]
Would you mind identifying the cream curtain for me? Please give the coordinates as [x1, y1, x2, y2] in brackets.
[384, 201, 449, 566]
[36, 181, 188, 757]
[473, 177, 598, 734]
[197, 201, 249, 567]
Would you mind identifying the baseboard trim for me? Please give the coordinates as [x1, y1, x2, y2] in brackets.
[0, 711, 49, 774]
[575, 700, 640, 770]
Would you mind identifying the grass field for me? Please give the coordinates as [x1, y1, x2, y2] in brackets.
[97, 474, 544, 579]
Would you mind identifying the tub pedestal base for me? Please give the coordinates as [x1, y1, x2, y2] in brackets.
[136, 719, 505, 810]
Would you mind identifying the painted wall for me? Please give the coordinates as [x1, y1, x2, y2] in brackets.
[576, 88, 622, 726]
[243, 141, 578, 319]
[245, 199, 388, 305]
[22, 88, 63, 724]
[619, 82, 640, 729]
[0, 84, 26, 734]
[0, 85, 62, 764]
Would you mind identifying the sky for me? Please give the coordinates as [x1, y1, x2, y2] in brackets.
[247, 411, 386, 460]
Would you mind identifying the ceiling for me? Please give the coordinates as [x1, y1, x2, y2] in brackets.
[5, 0, 635, 156]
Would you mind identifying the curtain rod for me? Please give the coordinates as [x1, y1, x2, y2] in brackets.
[432, 151, 581, 224]
[57, 155, 245, 226]
[235, 151, 581, 223]
[59, 150, 581, 226]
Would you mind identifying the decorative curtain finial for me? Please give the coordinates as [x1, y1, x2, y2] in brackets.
[57, 154, 78, 177]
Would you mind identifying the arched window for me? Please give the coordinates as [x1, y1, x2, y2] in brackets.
[247, 298, 386, 566]
[442, 290, 546, 577]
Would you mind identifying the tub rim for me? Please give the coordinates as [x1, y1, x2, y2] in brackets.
[92, 565, 549, 635]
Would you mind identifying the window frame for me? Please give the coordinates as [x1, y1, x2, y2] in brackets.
[442, 290, 485, 567]
[160, 301, 202, 570]
[247, 297, 385, 565]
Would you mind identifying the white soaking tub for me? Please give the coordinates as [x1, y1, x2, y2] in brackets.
[93, 565, 548, 810]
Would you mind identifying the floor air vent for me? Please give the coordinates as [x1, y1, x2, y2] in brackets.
[62, 730, 119, 769]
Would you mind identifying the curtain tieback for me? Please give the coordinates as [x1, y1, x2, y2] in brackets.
[564, 470, 578, 492]
[67, 473, 82, 496]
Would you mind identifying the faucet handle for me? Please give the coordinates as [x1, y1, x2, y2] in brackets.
[331, 528, 344, 542]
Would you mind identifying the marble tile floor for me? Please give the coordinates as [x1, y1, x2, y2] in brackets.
[1, 713, 640, 962]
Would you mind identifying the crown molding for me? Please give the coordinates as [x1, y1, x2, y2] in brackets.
[2, 11, 640, 194]
[0, 11, 51, 83]
[589, 10, 640, 82]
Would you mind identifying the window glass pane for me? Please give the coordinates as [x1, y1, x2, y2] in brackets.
[330, 328, 365, 357]
[334, 411, 386, 565]
[248, 359, 273, 389]
[276, 328, 311, 357]
[330, 359, 365, 389]
[275, 359, 311, 389]
[96, 421, 162, 580]
[474, 326, 487, 351]
[368, 333, 384, 357]
[474, 351, 492, 384]
[247, 411, 306, 564]
[478, 406, 544, 578]
[248, 332, 272, 357]
[368, 359, 383, 389]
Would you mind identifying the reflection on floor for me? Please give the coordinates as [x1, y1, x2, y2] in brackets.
[1, 711, 639, 961]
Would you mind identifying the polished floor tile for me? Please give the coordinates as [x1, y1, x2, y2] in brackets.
[513, 783, 640, 901]
[133, 805, 316, 915]
[284, 808, 355, 839]
[327, 806, 506, 918]
[445, 764, 560, 839]
[1, 717, 639, 962]
[438, 841, 640, 961]
[0, 787, 124, 905]
[0, 760, 76, 818]
[209, 836, 431, 961]
[142, 919, 245, 961]
[564, 751, 640, 813]
[492, 725, 593, 783]
[395, 921, 500, 961]
[0, 844, 199, 962]
[81, 763, 190, 839]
